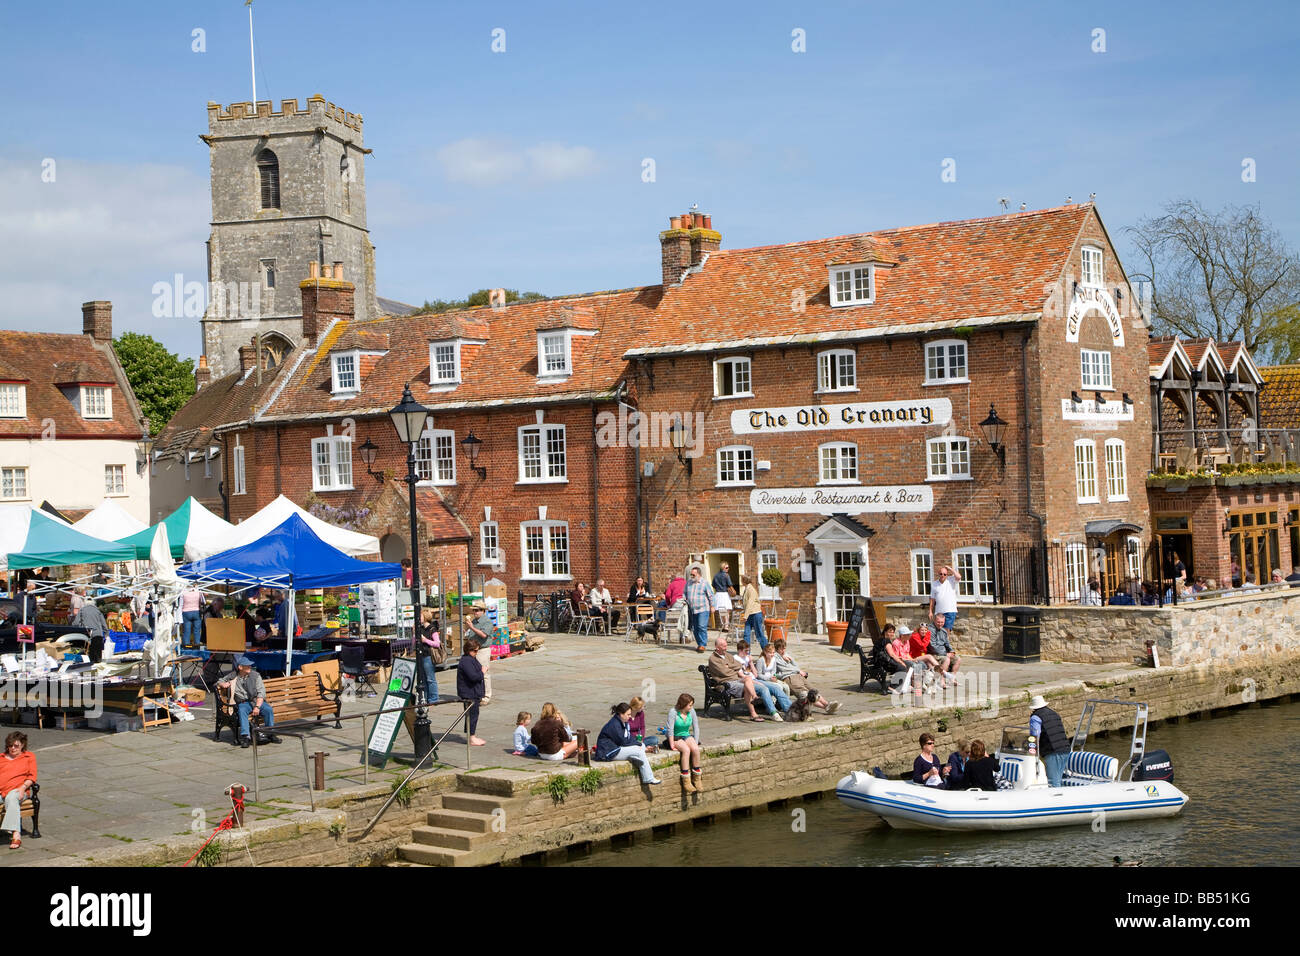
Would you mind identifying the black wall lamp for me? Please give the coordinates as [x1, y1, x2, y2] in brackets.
[1122, 393, 1133, 407]
[1095, 391, 1106, 405]
[460, 431, 487, 479]
[668, 419, 692, 475]
[1071, 390, 1083, 407]
[358, 437, 383, 481]
[979, 404, 1008, 468]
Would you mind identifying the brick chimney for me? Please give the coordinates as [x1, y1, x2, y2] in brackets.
[300, 261, 355, 344]
[659, 211, 720, 288]
[195, 354, 211, 390]
[82, 300, 112, 341]
[238, 344, 257, 374]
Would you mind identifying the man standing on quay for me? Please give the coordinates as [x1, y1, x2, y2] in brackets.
[929, 564, 961, 635]
[685, 565, 712, 653]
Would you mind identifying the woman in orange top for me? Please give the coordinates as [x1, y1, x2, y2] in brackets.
[0, 731, 37, 849]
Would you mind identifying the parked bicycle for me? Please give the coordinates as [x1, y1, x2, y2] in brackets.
[524, 593, 573, 632]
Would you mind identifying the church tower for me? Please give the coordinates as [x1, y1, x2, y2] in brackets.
[201, 95, 378, 378]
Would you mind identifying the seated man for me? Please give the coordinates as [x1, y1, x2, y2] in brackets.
[217, 654, 281, 748]
[658, 574, 687, 623]
[928, 613, 961, 687]
[706, 636, 766, 721]
[589, 578, 620, 630]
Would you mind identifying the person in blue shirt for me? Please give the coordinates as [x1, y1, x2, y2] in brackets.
[1108, 587, 1135, 606]
[594, 702, 660, 785]
[946, 739, 971, 790]
[1029, 695, 1069, 787]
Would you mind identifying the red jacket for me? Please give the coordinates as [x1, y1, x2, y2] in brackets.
[0, 751, 36, 797]
[664, 577, 686, 605]
[908, 631, 931, 658]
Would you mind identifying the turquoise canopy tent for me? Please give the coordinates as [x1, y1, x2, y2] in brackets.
[0, 504, 137, 571]
[116, 497, 234, 562]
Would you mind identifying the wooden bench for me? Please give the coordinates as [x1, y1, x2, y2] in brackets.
[214, 672, 341, 745]
[857, 639, 894, 694]
[698, 664, 753, 721]
[6, 783, 41, 840]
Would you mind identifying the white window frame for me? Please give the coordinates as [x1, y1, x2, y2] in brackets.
[81, 385, 111, 419]
[1074, 439, 1098, 503]
[716, 445, 755, 487]
[331, 351, 359, 396]
[712, 356, 753, 399]
[0, 384, 26, 418]
[923, 340, 969, 386]
[1105, 439, 1128, 501]
[757, 550, 779, 599]
[537, 331, 571, 378]
[926, 437, 971, 481]
[520, 520, 571, 580]
[816, 349, 857, 393]
[1, 466, 29, 500]
[818, 442, 859, 484]
[429, 341, 461, 385]
[416, 428, 457, 486]
[953, 547, 995, 603]
[910, 549, 934, 599]
[1081, 246, 1104, 288]
[104, 464, 126, 496]
[828, 263, 875, 307]
[1126, 535, 1142, 581]
[1065, 543, 1088, 602]
[479, 520, 500, 565]
[1080, 349, 1113, 390]
[517, 424, 568, 483]
[233, 444, 246, 496]
[311, 434, 354, 491]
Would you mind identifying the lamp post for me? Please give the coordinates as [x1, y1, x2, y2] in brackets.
[388, 383, 433, 761]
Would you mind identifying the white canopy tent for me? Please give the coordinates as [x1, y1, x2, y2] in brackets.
[190, 494, 381, 559]
[72, 499, 148, 541]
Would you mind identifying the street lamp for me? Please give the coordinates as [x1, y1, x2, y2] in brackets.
[388, 383, 433, 762]
[358, 438, 383, 481]
[135, 427, 155, 476]
[668, 418, 692, 475]
[460, 432, 486, 479]
[979, 404, 1008, 468]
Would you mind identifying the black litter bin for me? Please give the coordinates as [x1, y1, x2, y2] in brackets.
[1002, 606, 1041, 663]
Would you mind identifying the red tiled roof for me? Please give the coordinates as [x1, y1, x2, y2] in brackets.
[415, 488, 472, 542]
[625, 204, 1095, 355]
[0, 330, 143, 439]
[1260, 365, 1300, 430]
[155, 362, 287, 458]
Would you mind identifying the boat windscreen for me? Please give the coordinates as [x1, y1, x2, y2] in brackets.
[1000, 726, 1032, 754]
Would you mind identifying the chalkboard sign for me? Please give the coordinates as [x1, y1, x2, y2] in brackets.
[364, 656, 417, 769]
[840, 596, 881, 655]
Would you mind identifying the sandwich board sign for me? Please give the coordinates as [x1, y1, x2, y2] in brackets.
[364, 655, 417, 769]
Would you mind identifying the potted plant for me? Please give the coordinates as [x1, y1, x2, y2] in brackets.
[761, 566, 783, 597]
[827, 568, 860, 646]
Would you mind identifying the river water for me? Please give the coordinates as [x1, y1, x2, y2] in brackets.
[551, 699, 1300, 867]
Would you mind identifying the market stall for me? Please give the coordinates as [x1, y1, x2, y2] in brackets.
[115, 497, 235, 562]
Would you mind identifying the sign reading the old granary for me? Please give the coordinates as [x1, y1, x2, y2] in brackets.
[750, 485, 934, 514]
[731, 398, 952, 435]
[1065, 286, 1124, 346]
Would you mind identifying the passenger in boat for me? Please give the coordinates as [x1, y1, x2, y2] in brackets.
[912, 733, 947, 787]
[964, 739, 1000, 791]
[1029, 695, 1070, 787]
[946, 739, 971, 790]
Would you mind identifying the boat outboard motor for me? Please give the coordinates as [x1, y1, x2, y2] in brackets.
[1132, 749, 1174, 783]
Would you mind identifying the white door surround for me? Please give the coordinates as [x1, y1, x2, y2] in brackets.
[805, 515, 871, 634]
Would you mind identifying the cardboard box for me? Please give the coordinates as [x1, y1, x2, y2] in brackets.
[178, 688, 207, 704]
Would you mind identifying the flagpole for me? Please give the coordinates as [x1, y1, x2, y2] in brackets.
[247, 1, 257, 107]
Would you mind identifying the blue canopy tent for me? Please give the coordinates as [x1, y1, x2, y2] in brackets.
[178, 513, 401, 674]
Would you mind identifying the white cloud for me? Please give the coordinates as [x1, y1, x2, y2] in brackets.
[0, 156, 208, 357]
[436, 138, 599, 186]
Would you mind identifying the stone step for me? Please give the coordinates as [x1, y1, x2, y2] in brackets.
[410, 824, 499, 852]
[442, 792, 510, 814]
[426, 808, 494, 833]
[397, 842, 473, 867]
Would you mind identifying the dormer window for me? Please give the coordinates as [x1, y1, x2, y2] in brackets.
[828, 263, 874, 307]
[81, 385, 111, 419]
[538, 331, 571, 377]
[430, 341, 461, 385]
[1081, 246, 1103, 287]
[0, 384, 26, 418]
[331, 352, 359, 396]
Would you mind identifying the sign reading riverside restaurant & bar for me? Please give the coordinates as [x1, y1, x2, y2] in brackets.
[750, 485, 934, 514]
[1060, 398, 1134, 422]
[731, 398, 951, 435]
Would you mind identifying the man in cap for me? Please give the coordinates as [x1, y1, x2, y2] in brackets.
[1029, 694, 1068, 787]
[218, 655, 281, 748]
[467, 602, 493, 704]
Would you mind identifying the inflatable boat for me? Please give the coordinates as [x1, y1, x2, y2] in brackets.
[837, 698, 1188, 831]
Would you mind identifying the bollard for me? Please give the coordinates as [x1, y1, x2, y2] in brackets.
[550, 590, 560, 633]
[576, 729, 591, 767]
[314, 751, 329, 790]
[227, 784, 247, 827]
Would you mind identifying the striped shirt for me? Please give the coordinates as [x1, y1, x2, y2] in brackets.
[685, 578, 711, 614]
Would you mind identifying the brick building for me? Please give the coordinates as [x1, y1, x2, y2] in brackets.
[628, 204, 1153, 628]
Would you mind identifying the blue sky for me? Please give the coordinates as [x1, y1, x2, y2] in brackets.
[1, 0, 1297, 359]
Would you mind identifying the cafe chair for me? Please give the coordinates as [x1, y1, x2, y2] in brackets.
[339, 645, 379, 697]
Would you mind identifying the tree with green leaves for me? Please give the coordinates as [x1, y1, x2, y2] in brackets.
[1127, 200, 1299, 361]
[411, 288, 546, 314]
[112, 332, 195, 435]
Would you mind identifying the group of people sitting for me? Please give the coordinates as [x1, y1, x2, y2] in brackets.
[568, 579, 626, 631]
[912, 734, 1000, 790]
[880, 619, 961, 700]
[1082, 567, 1297, 607]
[705, 635, 840, 721]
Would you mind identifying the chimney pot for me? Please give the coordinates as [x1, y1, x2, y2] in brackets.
[195, 354, 212, 390]
[309, 261, 320, 279]
[670, 216, 682, 230]
[332, 262, 344, 280]
[703, 214, 712, 229]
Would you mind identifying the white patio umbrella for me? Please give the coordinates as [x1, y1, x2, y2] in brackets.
[147, 523, 183, 678]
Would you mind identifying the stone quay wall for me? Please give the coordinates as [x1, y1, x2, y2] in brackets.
[89, 651, 1300, 866]
[890, 586, 1300, 666]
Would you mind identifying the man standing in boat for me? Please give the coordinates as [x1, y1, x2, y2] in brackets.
[1029, 695, 1069, 787]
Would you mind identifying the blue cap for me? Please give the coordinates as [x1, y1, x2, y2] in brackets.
[235, 654, 254, 667]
